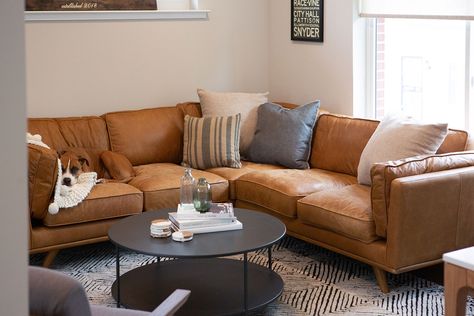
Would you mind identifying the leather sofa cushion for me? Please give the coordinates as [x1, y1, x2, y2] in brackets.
[309, 114, 469, 177]
[371, 151, 474, 238]
[56, 117, 110, 150]
[28, 119, 69, 150]
[29, 117, 110, 178]
[297, 184, 378, 244]
[235, 168, 356, 218]
[176, 102, 202, 118]
[206, 161, 285, 199]
[310, 114, 378, 176]
[43, 183, 143, 227]
[129, 163, 229, 211]
[104, 107, 184, 166]
[437, 129, 469, 154]
[28, 144, 58, 220]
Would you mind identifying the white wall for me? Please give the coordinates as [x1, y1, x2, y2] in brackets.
[26, 0, 270, 117]
[269, 0, 356, 115]
[0, 0, 28, 315]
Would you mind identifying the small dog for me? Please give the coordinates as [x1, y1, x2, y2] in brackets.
[58, 150, 90, 188]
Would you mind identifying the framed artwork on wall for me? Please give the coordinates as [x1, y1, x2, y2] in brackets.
[291, 0, 324, 42]
[25, 0, 157, 11]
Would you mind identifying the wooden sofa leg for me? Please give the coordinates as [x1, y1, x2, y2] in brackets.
[373, 266, 390, 293]
[42, 250, 59, 268]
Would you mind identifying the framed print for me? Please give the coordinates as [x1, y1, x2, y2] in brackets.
[291, 0, 324, 42]
[25, 0, 157, 11]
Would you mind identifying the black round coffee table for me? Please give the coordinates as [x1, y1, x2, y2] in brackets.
[108, 208, 286, 315]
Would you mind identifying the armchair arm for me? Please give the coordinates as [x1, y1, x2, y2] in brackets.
[385, 166, 474, 270]
[371, 151, 474, 237]
[28, 144, 58, 220]
[151, 289, 191, 316]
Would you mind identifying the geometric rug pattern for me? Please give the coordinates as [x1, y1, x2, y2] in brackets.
[31, 236, 474, 315]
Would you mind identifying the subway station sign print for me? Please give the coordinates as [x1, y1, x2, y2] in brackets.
[291, 0, 324, 42]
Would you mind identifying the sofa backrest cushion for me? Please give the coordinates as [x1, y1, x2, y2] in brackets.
[371, 151, 474, 238]
[176, 102, 202, 118]
[104, 107, 185, 166]
[28, 117, 110, 178]
[437, 129, 469, 153]
[310, 114, 379, 176]
[310, 114, 470, 176]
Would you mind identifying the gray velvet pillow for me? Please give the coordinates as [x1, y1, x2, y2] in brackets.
[246, 101, 320, 169]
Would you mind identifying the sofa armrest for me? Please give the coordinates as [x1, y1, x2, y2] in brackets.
[385, 166, 474, 270]
[371, 151, 474, 237]
[28, 144, 58, 220]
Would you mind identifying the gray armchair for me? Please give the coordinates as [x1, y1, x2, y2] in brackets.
[29, 266, 190, 316]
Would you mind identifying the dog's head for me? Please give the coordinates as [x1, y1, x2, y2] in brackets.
[58, 151, 90, 187]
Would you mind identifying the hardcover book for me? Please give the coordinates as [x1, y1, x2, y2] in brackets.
[170, 220, 243, 234]
[176, 203, 235, 220]
[168, 213, 235, 229]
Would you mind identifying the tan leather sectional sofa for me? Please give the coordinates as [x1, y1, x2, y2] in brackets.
[28, 102, 474, 292]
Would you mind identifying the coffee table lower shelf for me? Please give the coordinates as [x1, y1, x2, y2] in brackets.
[112, 258, 284, 315]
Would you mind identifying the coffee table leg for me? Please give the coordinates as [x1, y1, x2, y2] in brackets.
[116, 246, 121, 308]
[244, 252, 248, 314]
[268, 246, 272, 270]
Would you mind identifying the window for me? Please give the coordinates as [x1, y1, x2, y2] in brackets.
[360, 0, 474, 131]
[373, 18, 472, 131]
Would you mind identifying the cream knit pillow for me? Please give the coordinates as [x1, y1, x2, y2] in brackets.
[357, 116, 448, 185]
[197, 89, 268, 154]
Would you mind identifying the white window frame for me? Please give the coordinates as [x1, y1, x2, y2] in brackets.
[365, 17, 473, 131]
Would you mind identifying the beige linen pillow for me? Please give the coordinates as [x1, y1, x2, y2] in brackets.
[197, 89, 268, 154]
[357, 116, 448, 185]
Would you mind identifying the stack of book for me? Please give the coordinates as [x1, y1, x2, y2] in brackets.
[168, 203, 242, 234]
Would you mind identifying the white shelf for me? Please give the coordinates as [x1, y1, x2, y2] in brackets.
[24, 10, 210, 22]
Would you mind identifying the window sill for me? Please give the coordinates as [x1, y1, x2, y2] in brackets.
[24, 10, 210, 22]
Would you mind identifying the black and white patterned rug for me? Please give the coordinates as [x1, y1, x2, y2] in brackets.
[31, 236, 474, 315]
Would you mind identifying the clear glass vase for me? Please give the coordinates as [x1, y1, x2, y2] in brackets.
[193, 178, 212, 213]
[179, 168, 195, 210]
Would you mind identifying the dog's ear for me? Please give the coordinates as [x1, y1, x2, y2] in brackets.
[57, 150, 66, 157]
[78, 156, 90, 167]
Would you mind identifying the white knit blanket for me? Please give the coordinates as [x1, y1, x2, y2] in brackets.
[26, 133, 97, 214]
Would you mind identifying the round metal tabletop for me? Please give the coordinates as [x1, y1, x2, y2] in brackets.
[108, 208, 286, 258]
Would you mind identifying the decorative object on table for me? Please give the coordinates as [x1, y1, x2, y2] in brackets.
[246, 101, 320, 169]
[179, 168, 195, 211]
[182, 114, 242, 169]
[357, 115, 448, 185]
[169, 203, 242, 234]
[175, 202, 235, 220]
[170, 218, 243, 234]
[193, 178, 212, 213]
[189, 0, 198, 10]
[150, 219, 172, 238]
[197, 89, 268, 154]
[172, 231, 194, 242]
[169, 212, 235, 228]
[291, 0, 324, 42]
[26, 0, 157, 11]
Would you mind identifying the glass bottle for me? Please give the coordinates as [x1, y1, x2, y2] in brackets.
[193, 178, 212, 213]
[179, 168, 195, 211]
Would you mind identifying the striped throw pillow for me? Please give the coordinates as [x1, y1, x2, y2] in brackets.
[182, 114, 242, 169]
